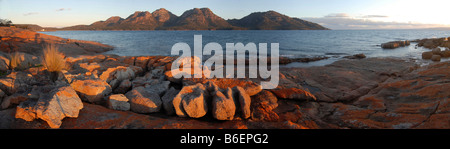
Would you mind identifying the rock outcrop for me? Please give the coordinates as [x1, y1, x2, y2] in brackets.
[0, 27, 113, 57]
[0, 28, 448, 129]
[413, 37, 450, 62]
[416, 37, 450, 49]
[15, 85, 83, 128]
[0, 56, 448, 129]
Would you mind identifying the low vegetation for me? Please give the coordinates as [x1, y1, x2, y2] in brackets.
[8, 52, 22, 70]
[42, 44, 67, 72]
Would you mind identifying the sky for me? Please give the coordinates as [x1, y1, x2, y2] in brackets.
[1, 0, 450, 29]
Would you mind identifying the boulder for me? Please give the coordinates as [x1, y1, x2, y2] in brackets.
[135, 56, 151, 70]
[212, 88, 235, 120]
[252, 90, 278, 110]
[74, 62, 101, 73]
[125, 87, 162, 113]
[165, 56, 210, 84]
[144, 80, 170, 96]
[107, 94, 130, 111]
[15, 100, 37, 122]
[113, 79, 132, 94]
[70, 79, 112, 103]
[205, 80, 220, 92]
[251, 90, 279, 121]
[422, 51, 433, 59]
[15, 85, 83, 128]
[131, 75, 159, 88]
[122, 56, 135, 66]
[440, 50, 450, 57]
[99, 66, 142, 89]
[232, 86, 251, 119]
[422, 39, 437, 49]
[431, 55, 441, 62]
[1, 93, 29, 109]
[66, 55, 107, 65]
[161, 87, 180, 115]
[183, 78, 262, 96]
[0, 71, 33, 95]
[147, 56, 176, 70]
[173, 83, 209, 118]
[432, 48, 441, 55]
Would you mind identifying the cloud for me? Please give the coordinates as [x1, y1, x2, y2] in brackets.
[361, 15, 389, 18]
[23, 12, 39, 16]
[303, 13, 446, 30]
[56, 8, 71, 12]
[324, 13, 351, 18]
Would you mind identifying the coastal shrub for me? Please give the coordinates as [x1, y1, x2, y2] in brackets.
[8, 52, 22, 70]
[42, 44, 67, 72]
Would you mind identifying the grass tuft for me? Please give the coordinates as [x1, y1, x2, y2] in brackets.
[42, 44, 67, 72]
[8, 52, 22, 70]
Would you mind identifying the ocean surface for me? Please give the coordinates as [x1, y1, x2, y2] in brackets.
[40, 30, 450, 67]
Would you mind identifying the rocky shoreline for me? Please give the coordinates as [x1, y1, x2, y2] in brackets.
[0, 27, 448, 129]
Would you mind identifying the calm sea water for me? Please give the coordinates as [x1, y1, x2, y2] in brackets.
[40, 30, 450, 67]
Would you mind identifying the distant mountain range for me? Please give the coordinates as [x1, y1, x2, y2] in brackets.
[62, 8, 328, 30]
[22, 8, 329, 30]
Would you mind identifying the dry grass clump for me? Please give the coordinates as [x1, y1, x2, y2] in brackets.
[42, 44, 67, 72]
[8, 52, 22, 70]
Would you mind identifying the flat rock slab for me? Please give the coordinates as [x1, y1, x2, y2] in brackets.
[280, 58, 417, 102]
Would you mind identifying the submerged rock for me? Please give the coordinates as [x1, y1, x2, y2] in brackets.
[381, 40, 410, 49]
[343, 53, 366, 59]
